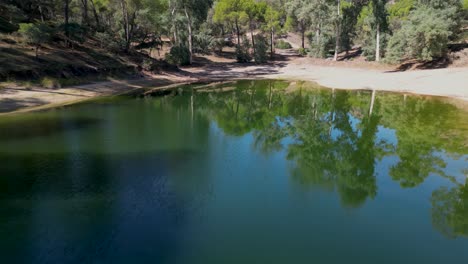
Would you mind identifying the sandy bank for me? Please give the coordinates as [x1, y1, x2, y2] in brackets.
[1, 58, 467, 114]
[268, 59, 468, 100]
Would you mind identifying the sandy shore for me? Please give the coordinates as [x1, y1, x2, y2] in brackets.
[1, 57, 467, 114]
[271, 58, 468, 100]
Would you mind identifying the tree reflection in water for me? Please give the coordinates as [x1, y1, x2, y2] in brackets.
[184, 80, 468, 236]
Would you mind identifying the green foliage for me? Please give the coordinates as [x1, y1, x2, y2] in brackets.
[253, 34, 268, 63]
[18, 23, 52, 57]
[18, 23, 51, 45]
[388, 0, 415, 20]
[62, 23, 86, 43]
[40, 77, 61, 89]
[236, 36, 252, 63]
[276, 39, 292, 49]
[165, 45, 191, 65]
[356, 1, 389, 60]
[386, 5, 458, 63]
[194, 25, 215, 54]
[298, 47, 307, 56]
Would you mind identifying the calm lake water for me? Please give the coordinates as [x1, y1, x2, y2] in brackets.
[1, 80, 467, 263]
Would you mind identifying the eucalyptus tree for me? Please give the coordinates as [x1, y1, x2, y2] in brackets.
[264, 5, 281, 57]
[285, 0, 313, 49]
[170, 0, 213, 64]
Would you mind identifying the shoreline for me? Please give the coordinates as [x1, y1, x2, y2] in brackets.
[1, 62, 468, 115]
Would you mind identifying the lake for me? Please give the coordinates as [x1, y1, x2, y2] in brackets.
[0, 80, 467, 263]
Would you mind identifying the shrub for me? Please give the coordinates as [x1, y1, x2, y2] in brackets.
[165, 45, 191, 66]
[40, 77, 61, 89]
[276, 39, 292, 49]
[94, 31, 120, 52]
[194, 29, 215, 55]
[385, 6, 458, 63]
[61, 22, 86, 44]
[236, 36, 252, 63]
[18, 23, 51, 58]
[254, 35, 269, 63]
[298, 48, 308, 56]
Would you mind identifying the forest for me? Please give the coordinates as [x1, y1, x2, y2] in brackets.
[1, 0, 467, 69]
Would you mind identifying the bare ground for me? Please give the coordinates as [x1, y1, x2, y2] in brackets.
[1, 49, 468, 114]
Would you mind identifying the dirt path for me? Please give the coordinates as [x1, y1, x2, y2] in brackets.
[1, 55, 467, 114]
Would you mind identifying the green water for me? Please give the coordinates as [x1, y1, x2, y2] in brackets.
[0, 80, 467, 263]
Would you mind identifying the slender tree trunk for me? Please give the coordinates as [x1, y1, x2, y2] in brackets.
[333, 0, 341, 61]
[64, 0, 70, 46]
[171, 7, 178, 44]
[250, 20, 256, 58]
[120, 0, 130, 52]
[81, 0, 88, 25]
[184, 6, 193, 65]
[270, 29, 274, 58]
[38, 5, 45, 22]
[375, 23, 380, 62]
[90, 0, 100, 28]
[235, 19, 241, 47]
[301, 28, 305, 49]
[369, 89, 376, 115]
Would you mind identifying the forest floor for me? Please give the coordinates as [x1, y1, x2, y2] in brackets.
[1, 46, 468, 114]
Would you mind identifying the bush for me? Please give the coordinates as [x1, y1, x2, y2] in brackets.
[276, 39, 292, 49]
[165, 45, 191, 66]
[386, 6, 458, 63]
[298, 48, 308, 56]
[94, 31, 120, 52]
[61, 22, 86, 43]
[308, 33, 333, 58]
[194, 27, 215, 54]
[40, 77, 61, 89]
[236, 36, 252, 63]
[254, 35, 269, 63]
[18, 23, 52, 58]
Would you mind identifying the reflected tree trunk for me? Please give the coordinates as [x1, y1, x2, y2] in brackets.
[369, 89, 376, 116]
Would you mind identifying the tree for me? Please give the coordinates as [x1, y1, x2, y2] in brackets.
[264, 5, 280, 58]
[386, 5, 459, 62]
[18, 23, 51, 58]
[244, 0, 267, 59]
[213, 0, 247, 47]
[285, 0, 312, 49]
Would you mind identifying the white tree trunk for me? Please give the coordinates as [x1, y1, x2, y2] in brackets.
[184, 6, 193, 65]
[376, 24, 380, 62]
[333, 0, 341, 61]
[369, 89, 376, 115]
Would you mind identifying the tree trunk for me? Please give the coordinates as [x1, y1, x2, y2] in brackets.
[300, 21, 305, 49]
[270, 29, 274, 58]
[81, 0, 88, 26]
[184, 6, 193, 65]
[301, 30, 305, 49]
[250, 21, 256, 58]
[63, 0, 70, 46]
[38, 5, 45, 22]
[35, 45, 39, 59]
[333, 0, 341, 61]
[90, 0, 100, 28]
[235, 19, 241, 47]
[369, 89, 376, 115]
[375, 23, 380, 62]
[171, 7, 178, 44]
[120, 0, 130, 52]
